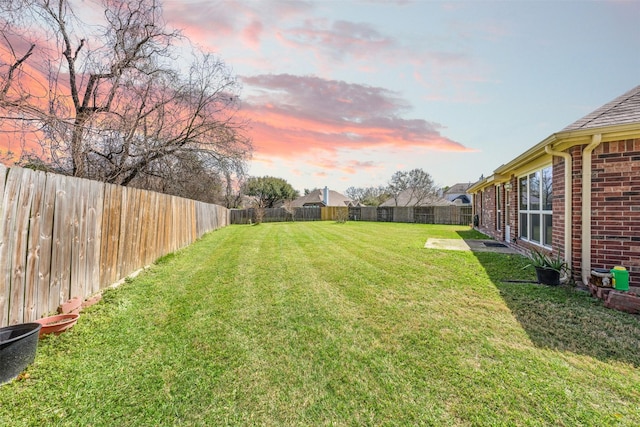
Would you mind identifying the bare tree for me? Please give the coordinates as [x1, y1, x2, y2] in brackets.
[0, 0, 251, 190]
[220, 157, 247, 208]
[345, 185, 389, 206]
[387, 168, 438, 207]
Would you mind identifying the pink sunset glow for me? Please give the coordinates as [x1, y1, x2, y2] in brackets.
[240, 74, 471, 160]
[1, 0, 638, 193]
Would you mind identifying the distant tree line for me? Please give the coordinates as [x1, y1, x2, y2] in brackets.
[347, 168, 438, 207]
[243, 168, 439, 210]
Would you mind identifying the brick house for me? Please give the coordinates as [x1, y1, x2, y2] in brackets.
[468, 85, 640, 287]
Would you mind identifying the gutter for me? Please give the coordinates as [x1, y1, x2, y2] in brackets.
[544, 145, 572, 271]
[581, 134, 602, 285]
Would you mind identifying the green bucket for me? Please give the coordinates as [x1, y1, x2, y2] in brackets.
[610, 266, 629, 291]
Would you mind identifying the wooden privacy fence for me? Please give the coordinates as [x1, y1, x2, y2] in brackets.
[0, 165, 229, 328]
[230, 207, 322, 224]
[230, 205, 472, 225]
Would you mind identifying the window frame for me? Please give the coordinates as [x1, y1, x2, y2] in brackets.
[518, 165, 553, 248]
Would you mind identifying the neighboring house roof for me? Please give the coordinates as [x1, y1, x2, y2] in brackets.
[468, 85, 640, 193]
[444, 183, 473, 195]
[290, 188, 355, 207]
[563, 85, 640, 131]
[379, 189, 453, 207]
[442, 183, 473, 204]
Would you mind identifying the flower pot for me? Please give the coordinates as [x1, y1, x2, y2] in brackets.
[0, 323, 41, 385]
[535, 266, 561, 286]
[35, 313, 79, 337]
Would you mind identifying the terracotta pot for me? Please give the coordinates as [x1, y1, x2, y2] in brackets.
[0, 323, 41, 385]
[35, 313, 79, 337]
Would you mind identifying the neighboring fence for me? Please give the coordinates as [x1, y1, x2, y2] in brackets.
[230, 207, 322, 224]
[230, 205, 472, 225]
[0, 165, 228, 328]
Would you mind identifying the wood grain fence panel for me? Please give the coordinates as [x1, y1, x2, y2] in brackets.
[151, 191, 161, 264]
[50, 174, 73, 311]
[156, 194, 171, 256]
[126, 187, 140, 277]
[100, 184, 121, 289]
[190, 200, 197, 244]
[109, 184, 123, 287]
[36, 172, 56, 318]
[143, 191, 157, 266]
[134, 189, 145, 269]
[0, 166, 21, 325]
[70, 178, 88, 300]
[24, 170, 47, 322]
[168, 197, 176, 252]
[9, 168, 34, 325]
[155, 193, 164, 258]
[195, 202, 203, 238]
[177, 198, 185, 249]
[165, 194, 173, 252]
[195, 202, 202, 237]
[141, 190, 153, 266]
[85, 180, 104, 295]
[203, 203, 211, 235]
[155, 193, 165, 258]
[165, 194, 174, 253]
[99, 183, 113, 289]
[154, 193, 166, 260]
[123, 187, 141, 277]
[115, 187, 129, 281]
[182, 200, 189, 243]
[170, 197, 179, 253]
[135, 190, 147, 268]
[181, 199, 187, 247]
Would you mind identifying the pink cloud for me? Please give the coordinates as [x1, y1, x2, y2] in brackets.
[164, 0, 313, 51]
[240, 74, 472, 161]
[242, 20, 264, 49]
[279, 19, 396, 60]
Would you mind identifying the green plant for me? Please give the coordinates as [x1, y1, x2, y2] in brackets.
[523, 248, 568, 273]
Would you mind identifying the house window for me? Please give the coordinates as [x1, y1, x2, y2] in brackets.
[496, 185, 502, 231]
[519, 166, 553, 247]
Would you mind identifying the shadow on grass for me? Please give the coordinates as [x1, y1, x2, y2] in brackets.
[459, 232, 640, 367]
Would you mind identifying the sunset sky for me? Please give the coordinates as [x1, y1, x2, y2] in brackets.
[4, 0, 640, 194]
[158, 0, 640, 193]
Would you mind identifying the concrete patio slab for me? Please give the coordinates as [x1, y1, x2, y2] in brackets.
[424, 238, 518, 254]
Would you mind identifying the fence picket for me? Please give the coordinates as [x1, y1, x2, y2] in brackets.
[9, 168, 34, 325]
[86, 179, 103, 295]
[24, 170, 47, 322]
[0, 165, 20, 325]
[50, 174, 72, 311]
[36, 172, 56, 318]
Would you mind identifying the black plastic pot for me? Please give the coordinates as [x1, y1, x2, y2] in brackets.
[0, 322, 42, 385]
[535, 266, 561, 286]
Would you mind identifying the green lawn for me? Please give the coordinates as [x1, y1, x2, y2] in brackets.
[2, 222, 640, 426]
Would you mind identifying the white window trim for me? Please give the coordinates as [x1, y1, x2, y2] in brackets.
[519, 165, 553, 248]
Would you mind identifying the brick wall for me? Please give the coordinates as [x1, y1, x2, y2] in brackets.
[551, 155, 566, 260]
[569, 145, 584, 279]
[472, 139, 639, 287]
[590, 138, 640, 285]
[475, 185, 500, 240]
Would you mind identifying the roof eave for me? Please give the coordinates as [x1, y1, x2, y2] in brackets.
[469, 122, 640, 194]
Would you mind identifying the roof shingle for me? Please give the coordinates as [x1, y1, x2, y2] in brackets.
[563, 85, 640, 131]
